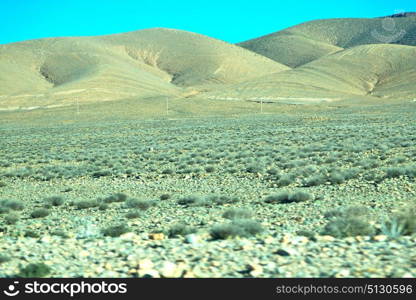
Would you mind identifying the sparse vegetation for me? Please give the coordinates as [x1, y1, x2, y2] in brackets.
[103, 193, 128, 203]
[0, 255, 10, 264]
[125, 199, 154, 211]
[98, 203, 109, 211]
[265, 191, 312, 204]
[17, 263, 51, 278]
[30, 208, 50, 219]
[222, 208, 253, 220]
[210, 219, 264, 240]
[75, 200, 99, 210]
[0, 200, 24, 211]
[4, 213, 19, 225]
[46, 196, 65, 207]
[24, 230, 40, 238]
[387, 204, 416, 236]
[322, 216, 375, 238]
[102, 224, 130, 237]
[160, 194, 171, 200]
[167, 223, 197, 238]
[125, 211, 141, 219]
[0, 92, 415, 277]
[177, 195, 205, 206]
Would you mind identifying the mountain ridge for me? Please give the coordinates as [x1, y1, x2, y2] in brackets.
[1, 14, 415, 110]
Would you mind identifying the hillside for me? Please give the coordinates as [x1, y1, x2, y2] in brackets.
[1, 14, 416, 110]
[238, 14, 416, 67]
[201, 44, 416, 102]
[0, 28, 288, 108]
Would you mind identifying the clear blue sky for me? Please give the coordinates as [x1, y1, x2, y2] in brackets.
[1, 0, 415, 45]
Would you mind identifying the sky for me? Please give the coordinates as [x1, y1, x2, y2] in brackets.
[1, 0, 415, 45]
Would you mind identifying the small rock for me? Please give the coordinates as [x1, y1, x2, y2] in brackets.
[234, 240, 253, 251]
[185, 234, 201, 245]
[344, 237, 356, 244]
[149, 233, 165, 240]
[317, 235, 335, 242]
[159, 261, 177, 277]
[138, 258, 154, 270]
[373, 235, 388, 242]
[120, 232, 138, 240]
[281, 234, 292, 245]
[335, 269, 351, 277]
[246, 263, 263, 277]
[138, 269, 160, 278]
[79, 250, 90, 258]
[355, 236, 366, 242]
[275, 247, 298, 257]
[263, 236, 275, 245]
[290, 236, 309, 245]
[159, 261, 186, 278]
[304, 256, 314, 264]
[210, 260, 221, 267]
[183, 270, 196, 278]
[40, 236, 52, 243]
[192, 266, 210, 278]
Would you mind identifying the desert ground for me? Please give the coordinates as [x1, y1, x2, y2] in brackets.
[0, 98, 415, 277]
[0, 13, 415, 277]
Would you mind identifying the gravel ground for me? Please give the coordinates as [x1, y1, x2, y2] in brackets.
[0, 175, 415, 278]
[0, 103, 415, 278]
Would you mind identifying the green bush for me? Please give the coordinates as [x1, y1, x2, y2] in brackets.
[205, 166, 216, 173]
[328, 172, 345, 184]
[0, 254, 10, 264]
[46, 196, 65, 206]
[246, 164, 263, 174]
[210, 219, 264, 240]
[75, 200, 99, 209]
[0, 207, 10, 214]
[162, 168, 174, 175]
[167, 223, 197, 238]
[17, 263, 51, 277]
[160, 194, 171, 200]
[103, 193, 128, 203]
[322, 216, 375, 238]
[125, 211, 141, 219]
[125, 199, 154, 210]
[265, 192, 290, 204]
[92, 169, 111, 178]
[51, 230, 69, 238]
[98, 203, 109, 211]
[102, 224, 130, 237]
[324, 206, 370, 219]
[265, 191, 312, 204]
[296, 230, 316, 240]
[288, 191, 312, 202]
[177, 195, 205, 206]
[267, 168, 280, 176]
[0, 199, 24, 211]
[24, 230, 40, 238]
[4, 213, 19, 225]
[389, 204, 416, 235]
[303, 175, 325, 187]
[205, 194, 239, 205]
[385, 167, 405, 178]
[30, 208, 50, 219]
[222, 208, 253, 220]
[276, 175, 294, 187]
